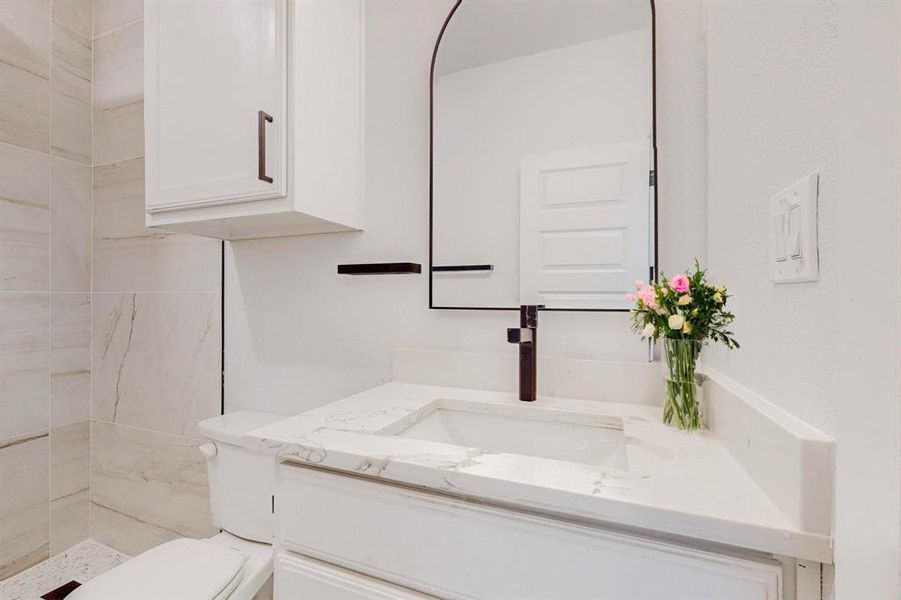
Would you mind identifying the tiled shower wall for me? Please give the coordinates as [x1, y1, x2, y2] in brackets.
[2, 0, 222, 578]
[88, 0, 221, 556]
[1, 0, 93, 577]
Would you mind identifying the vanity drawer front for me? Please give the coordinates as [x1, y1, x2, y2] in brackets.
[276, 464, 782, 600]
[275, 551, 435, 600]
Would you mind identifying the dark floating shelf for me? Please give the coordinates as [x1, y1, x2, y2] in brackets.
[337, 262, 422, 275]
[432, 264, 494, 272]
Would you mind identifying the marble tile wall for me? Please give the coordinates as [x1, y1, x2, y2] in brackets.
[50, 21, 91, 164]
[92, 18, 141, 166]
[1, 0, 94, 578]
[90, 421, 216, 556]
[0, 142, 50, 292]
[0, 2, 51, 154]
[0, 434, 50, 580]
[2, 0, 223, 575]
[89, 0, 222, 556]
[0, 293, 49, 442]
[50, 158, 91, 292]
[91, 292, 220, 439]
[92, 157, 220, 292]
[49, 420, 89, 554]
[50, 289, 90, 429]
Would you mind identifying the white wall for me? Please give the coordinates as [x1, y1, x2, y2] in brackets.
[703, 1, 839, 438]
[703, 1, 900, 597]
[833, 4, 900, 597]
[433, 30, 652, 307]
[225, 1, 706, 415]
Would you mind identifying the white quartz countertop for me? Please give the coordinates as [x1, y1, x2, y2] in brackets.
[245, 382, 832, 563]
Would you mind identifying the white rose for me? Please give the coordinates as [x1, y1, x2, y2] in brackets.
[668, 314, 685, 330]
[642, 323, 656, 338]
[678, 294, 692, 306]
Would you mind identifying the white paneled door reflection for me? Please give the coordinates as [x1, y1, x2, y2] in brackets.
[519, 138, 650, 309]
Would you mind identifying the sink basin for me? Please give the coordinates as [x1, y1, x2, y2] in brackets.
[393, 403, 628, 470]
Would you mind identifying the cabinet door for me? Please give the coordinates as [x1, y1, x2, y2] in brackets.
[145, 0, 287, 212]
[275, 552, 436, 600]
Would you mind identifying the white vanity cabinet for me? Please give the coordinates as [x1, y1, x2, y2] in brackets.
[276, 553, 435, 600]
[144, 0, 363, 240]
[273, 463, 787, 600]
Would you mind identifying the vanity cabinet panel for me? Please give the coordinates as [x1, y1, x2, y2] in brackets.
[275, 552, 436, 600]
[144, 0, 363, 240]
[276, 464, 783, 600]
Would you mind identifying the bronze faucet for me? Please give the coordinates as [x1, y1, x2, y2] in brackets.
[506, 305, 541, 402]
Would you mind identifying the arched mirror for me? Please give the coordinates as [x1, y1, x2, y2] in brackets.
[429, 0, 657, 311]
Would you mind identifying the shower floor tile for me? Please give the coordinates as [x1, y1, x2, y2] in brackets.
[0, 540, 129, 600]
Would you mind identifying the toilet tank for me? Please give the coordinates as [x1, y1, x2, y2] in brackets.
[198, 411, 285, 543]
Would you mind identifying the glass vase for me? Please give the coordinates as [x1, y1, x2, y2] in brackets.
[661, 338, 703, 431]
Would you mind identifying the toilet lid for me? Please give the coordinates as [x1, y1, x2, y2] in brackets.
[68, 538, 246, 600]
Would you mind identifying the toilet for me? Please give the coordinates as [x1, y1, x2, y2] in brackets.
[70, 411, 285, 600]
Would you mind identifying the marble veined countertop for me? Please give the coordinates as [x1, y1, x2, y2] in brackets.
[245, 382, 831, 563]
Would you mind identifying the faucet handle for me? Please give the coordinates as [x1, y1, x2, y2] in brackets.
[507, 327, 533, 344]
[520, 304, 543, 328]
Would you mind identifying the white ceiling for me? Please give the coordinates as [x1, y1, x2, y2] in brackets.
[435, 0, 651, 76]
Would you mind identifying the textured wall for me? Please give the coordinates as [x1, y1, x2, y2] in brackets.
[704, 2, 901, 596]
[1, 0, 93, 577]
[701, 0, 841, 584]
[225, 0, 707, 416]
[89, 0, 221, 556]
[833, 4, 900, 598]
[703, 1, 839, 437]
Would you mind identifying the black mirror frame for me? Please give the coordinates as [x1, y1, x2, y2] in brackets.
[428, 0, 658, 312]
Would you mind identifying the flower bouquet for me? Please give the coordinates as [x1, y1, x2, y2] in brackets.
[627, 261, 739, 431]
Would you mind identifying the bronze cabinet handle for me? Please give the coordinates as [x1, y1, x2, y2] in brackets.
[258, 110, 273, 183]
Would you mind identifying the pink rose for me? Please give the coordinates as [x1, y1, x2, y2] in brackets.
[638, 285, 658, 308]
[670, 274, 690, 293]
[625, 293, 637, 302]
[633, 280, 644, 290]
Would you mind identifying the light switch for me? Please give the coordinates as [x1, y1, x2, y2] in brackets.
[770, 173, 818, 283]
[788, 204, 801, 258]
[773, 211, 787, 262]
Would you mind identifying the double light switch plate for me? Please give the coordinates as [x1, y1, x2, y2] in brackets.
[770, 173, 819, 283]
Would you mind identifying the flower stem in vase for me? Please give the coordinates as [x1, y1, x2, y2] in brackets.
[663, 339, 701, 431]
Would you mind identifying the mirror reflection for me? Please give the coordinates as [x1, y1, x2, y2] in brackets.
[431, 0, 655, 311]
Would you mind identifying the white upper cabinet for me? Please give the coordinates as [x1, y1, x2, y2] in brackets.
[145, 0, 288, 210]
[145, 0, 364, 240]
